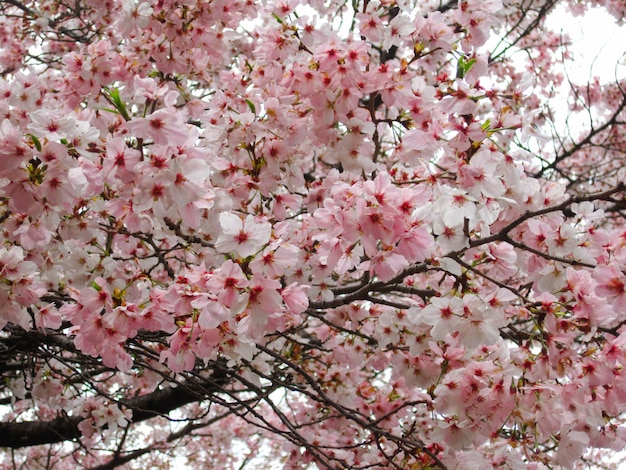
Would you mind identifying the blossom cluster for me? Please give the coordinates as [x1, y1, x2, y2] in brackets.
[0, 0, 625, 468]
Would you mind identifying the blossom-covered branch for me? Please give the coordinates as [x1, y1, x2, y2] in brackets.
[1, 0, 625, 468]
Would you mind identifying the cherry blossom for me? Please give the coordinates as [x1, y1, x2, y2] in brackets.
[215, 212, 272, 258]
[0, 0, 625, 468]
[127, 108, 189, 147]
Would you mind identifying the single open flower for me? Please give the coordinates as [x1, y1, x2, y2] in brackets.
[215, 212, 271, 258]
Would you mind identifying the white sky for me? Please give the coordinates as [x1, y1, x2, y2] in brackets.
[546, 5, 625, 84]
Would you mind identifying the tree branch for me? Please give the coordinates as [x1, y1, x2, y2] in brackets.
[0, 369, 229, 448]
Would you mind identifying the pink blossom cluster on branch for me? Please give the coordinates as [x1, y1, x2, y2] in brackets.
[0, 0, 625, 468]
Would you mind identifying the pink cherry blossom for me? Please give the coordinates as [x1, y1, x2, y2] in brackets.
[593, 265, 626, 311]
[215, 212, 272, 258]
[206, 259, 249, 308]
[0, 0, 625, 468]
[127, 108, 189, 147]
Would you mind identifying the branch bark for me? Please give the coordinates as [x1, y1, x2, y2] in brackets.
[0, 370, 229, 448]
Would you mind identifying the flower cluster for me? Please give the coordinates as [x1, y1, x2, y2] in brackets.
[0, 0, 625, 468]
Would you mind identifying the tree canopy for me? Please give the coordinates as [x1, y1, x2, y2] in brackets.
[0, 0, 625, 468]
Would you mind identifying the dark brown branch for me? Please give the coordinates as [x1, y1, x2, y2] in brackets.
[0, 368, 229, 448]
[469, 182, 625, 248]
[88, 409, 238, 470]
[534, 92, 626, 178]
[0, 0, 33, 15]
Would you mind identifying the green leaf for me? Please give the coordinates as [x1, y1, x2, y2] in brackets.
[245, 99, 256, 115]
[456, 56, 477, 79]
[103, 87, 131, 121]
[94, 106, 123, 115]
[28, 134, 41, 152]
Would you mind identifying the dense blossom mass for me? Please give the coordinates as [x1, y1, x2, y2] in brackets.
[0, 0, 625, 468]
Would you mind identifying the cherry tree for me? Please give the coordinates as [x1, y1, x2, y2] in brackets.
[0, 0, 625, 468]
